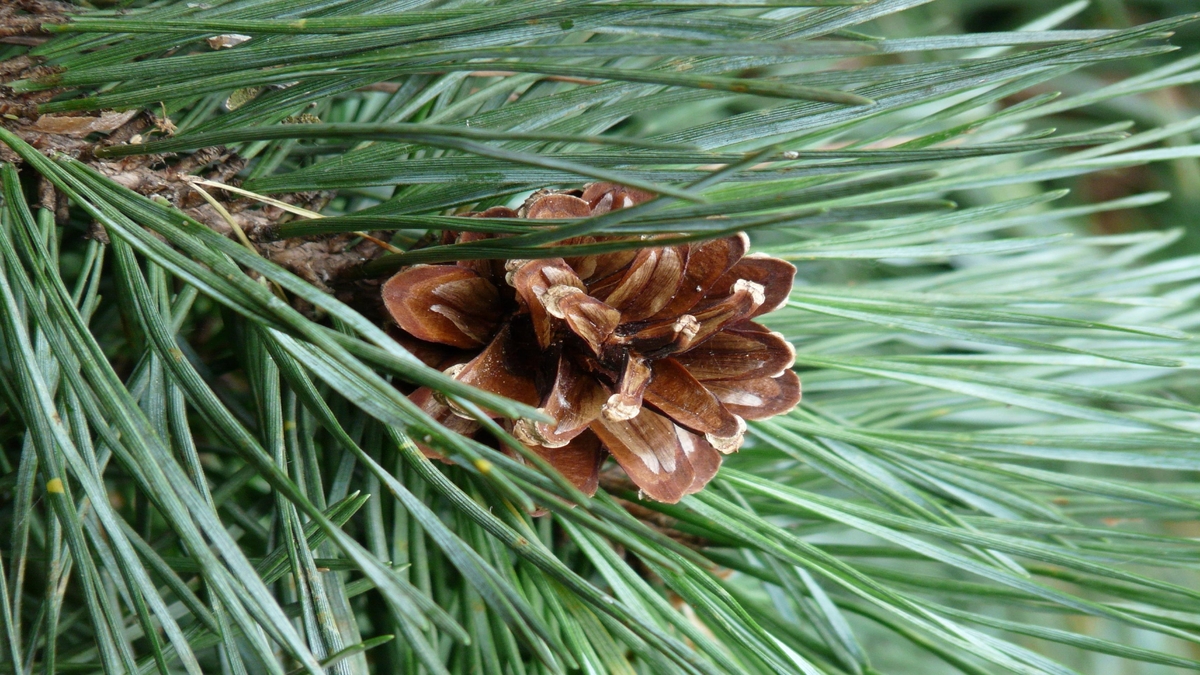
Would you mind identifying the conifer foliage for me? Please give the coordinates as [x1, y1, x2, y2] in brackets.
[1, 1, 1199, 674]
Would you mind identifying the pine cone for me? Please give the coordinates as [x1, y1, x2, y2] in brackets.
[383, 183, 800, 503]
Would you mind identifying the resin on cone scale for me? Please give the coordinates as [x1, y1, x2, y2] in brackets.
[383, 184, 801, 503]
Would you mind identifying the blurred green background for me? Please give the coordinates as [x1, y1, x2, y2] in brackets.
[887, 0, 1199, 247]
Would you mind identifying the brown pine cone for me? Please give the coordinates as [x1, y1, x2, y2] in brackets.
[383, 183, 800, 503]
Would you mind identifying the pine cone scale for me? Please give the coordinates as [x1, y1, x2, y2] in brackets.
[531, 355, 607, 448]
[599, 246, 686, 322]
[685, 278, 766, 346]
[704, 370, 802, 421]
[714, 253, 796, 319]
[511, 258, 587, 349]
[546, 288, 621, 356]
[525, 192, 592, 219]
[592, 408, 719, 503]
[674, 324, 796, 381]
[383, 264, 503, 349]
[575, 247, 638, 283]
[615, 313, 700, 357]
[601, 355, 652, 422]
[525, 431, 605, 496]
[643, 357, 743, 439]
[452, 320, 542, 416]
[650, 234, 749, 320]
